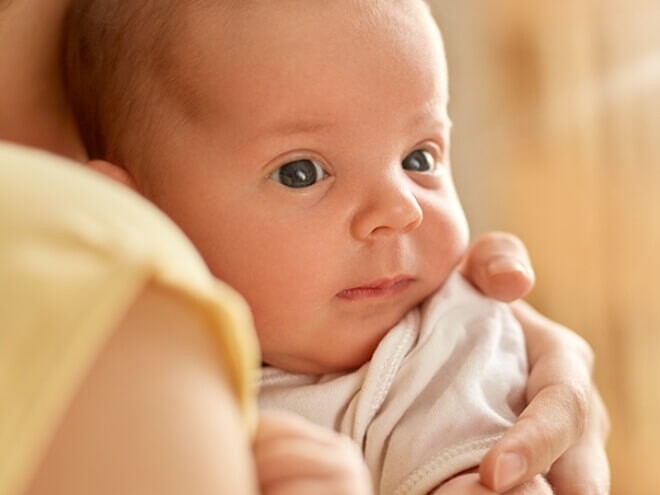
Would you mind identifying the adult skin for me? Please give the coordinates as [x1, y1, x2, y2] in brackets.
[0, 0, 609, 493]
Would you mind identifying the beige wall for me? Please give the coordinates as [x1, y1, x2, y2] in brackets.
[430, 1, 660, 494]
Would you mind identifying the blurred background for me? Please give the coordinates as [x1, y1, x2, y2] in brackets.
[429, 1, 660, 494]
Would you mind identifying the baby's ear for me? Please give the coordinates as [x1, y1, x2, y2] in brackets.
[86, 159, 139, 192]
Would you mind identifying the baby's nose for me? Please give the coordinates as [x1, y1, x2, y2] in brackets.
[350, 179, 423, 240]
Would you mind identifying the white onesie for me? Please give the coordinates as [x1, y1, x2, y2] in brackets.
[259, 271, 528, 495]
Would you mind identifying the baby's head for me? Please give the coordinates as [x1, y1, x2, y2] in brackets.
[65, 0, 469, 374]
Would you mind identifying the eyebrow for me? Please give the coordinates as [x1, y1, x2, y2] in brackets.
[408, 103, 453, 131]
[261, 115, 451, 138]
[260, 119, 336, 137]
[256, 103, 452, 140]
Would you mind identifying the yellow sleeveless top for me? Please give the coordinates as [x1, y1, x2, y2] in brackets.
[0, 142, 259, 495]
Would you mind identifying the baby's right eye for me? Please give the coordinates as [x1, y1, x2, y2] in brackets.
[270, 159, 328, 188]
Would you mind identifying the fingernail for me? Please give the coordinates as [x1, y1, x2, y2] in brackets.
[493, 453, 527, 492]
[486, 257, 529, 278]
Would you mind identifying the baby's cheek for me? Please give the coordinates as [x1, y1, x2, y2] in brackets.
[428, 207, 469, 265]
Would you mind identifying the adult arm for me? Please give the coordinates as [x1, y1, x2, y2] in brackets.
[24, 283, 259, 495]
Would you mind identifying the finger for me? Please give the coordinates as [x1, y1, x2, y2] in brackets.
[266, 477, 368, 495]
[479, 387, 585, 492]
[480, 302, 593, 492]
[546, 440, 610, 495]
[255, 410, 368, 489]
[433, 472, 498, 494]
[546, 389, 611, 495]
[256, 436, 350, 486]
[256, 409, 338, 446]
[459, 232, 535, 303]
[258, 435, 372, 495]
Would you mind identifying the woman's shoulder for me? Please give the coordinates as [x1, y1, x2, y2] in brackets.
[0, 141, 259, 495]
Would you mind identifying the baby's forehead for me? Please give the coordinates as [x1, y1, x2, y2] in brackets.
[172, 0, 447, 86]
[152, 0, 449, 147]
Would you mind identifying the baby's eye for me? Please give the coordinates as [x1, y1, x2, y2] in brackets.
[270, 159, 328, 188]
[402, 150, 436, 173]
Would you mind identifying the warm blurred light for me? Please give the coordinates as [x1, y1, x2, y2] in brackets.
[603, 51, 660, 100]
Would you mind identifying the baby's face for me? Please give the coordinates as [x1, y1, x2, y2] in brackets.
[139, 0, 469, 373]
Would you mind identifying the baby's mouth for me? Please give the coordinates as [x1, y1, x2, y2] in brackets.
[337, 276, 414, 301]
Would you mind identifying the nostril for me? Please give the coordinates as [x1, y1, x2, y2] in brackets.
[402, 214, 423, 234]
[400, 198, 424, 233]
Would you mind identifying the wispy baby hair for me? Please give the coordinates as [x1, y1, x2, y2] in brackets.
[63, 0, 211, 164]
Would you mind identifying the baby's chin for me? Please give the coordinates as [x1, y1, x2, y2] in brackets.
[261, 331, 385, 374]
[264, 311, 422, 374]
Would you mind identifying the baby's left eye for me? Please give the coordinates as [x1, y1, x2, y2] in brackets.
[402, 150, 436, 173]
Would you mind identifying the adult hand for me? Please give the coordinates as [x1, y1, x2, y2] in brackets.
[479, 302, 610, 494]
[461, 232, 610, 494]
[254, 410, 373, 495]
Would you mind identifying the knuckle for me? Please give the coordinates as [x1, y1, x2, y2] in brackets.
[549, 324, 594, 373]
[567, 384, 590, 433]
[552, 382, 589, 438]
[570, 334, 595, 371]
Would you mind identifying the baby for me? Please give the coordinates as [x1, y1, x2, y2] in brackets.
[64, 0, 552, 493]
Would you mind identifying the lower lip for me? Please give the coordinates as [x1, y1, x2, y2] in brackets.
[337, 278, 413, 301]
